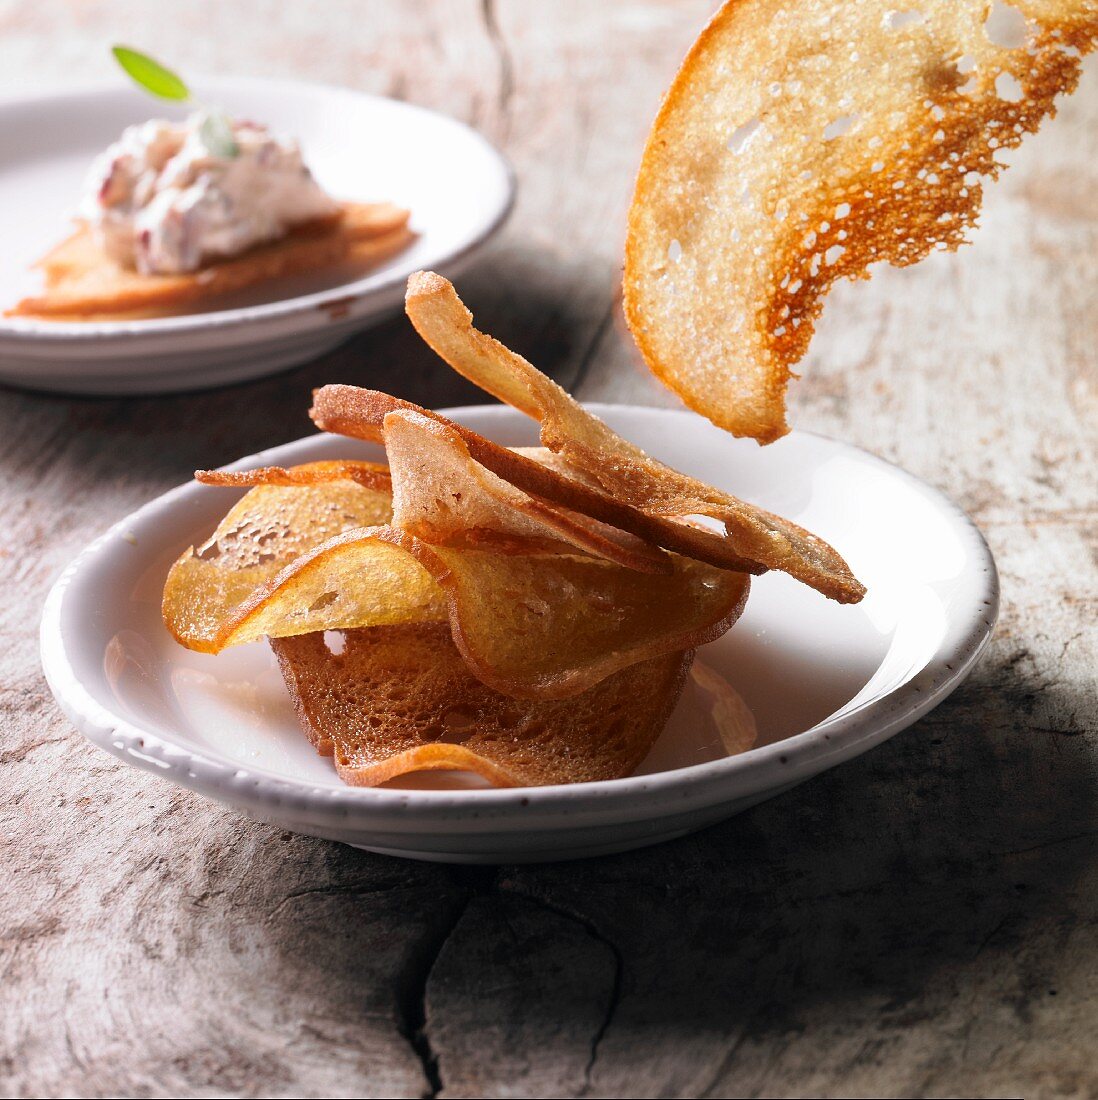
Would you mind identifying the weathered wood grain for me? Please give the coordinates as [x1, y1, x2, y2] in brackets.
[0, 2, 1094, 1098]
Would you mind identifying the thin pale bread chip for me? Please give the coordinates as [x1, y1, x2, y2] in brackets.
[382, 408, 670, 573]
[8, 202, 412, 320]
[162, 468, 402, 652]
[196, 459, 392, 494]
[272, 624, 694, 787]
[623, 0, 1097, 443]
[403, 270, 864, 602]
[311, 386, 770, 578]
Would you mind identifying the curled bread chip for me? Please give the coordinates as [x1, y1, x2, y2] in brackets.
[272, 625, 693, 787]
[404, 270, 864, 602]
[624, 0, 1098, 442]
[313, 386, 769, 577]
[179, 525, 448, 653]
[9, 202, 413, 320]
[382, 408, 669, 573]
[195, 459, 392, 493]
[162, 468, 409, 652]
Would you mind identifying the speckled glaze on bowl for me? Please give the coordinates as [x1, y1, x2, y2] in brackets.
[40, 405, 998, 862]
[0, 78, 514, 394]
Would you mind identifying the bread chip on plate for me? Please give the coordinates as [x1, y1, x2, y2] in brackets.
[403, 270, 864, 602]
[392, 534, 749, 700]
[624, 0, 1097, 443]
[272, 624, 693, 787]
[162, 466, 411, 652]
[382, 408, 669, 573]
[9, 202, 412, 320]
[196, 459, 392, 493]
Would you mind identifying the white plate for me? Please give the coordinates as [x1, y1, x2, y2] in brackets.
[0, 78, 514, 394]
[40, 405, 999, 863]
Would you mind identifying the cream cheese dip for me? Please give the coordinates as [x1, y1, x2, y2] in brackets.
[80, 112, 340, 275]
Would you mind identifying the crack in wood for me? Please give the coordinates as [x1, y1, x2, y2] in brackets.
[498, 884, 624, 1096]
[480, 0, 515, 137]
[394, 865, 498, 1099]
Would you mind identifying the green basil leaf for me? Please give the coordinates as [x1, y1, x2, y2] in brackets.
[112, 46, 190, 102]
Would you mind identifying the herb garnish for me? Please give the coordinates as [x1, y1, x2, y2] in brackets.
[111, 45, 239, 158]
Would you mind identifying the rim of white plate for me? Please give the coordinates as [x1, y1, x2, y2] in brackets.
[39, 405, 999, 830]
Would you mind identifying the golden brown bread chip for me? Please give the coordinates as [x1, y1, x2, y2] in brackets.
[624, 0, 1097, 443]
[179, 524, 448, 653]
[9, 202, 413, 320]
[272, 624, 694, 787]
[162, 468, 407, 652]
[404, 270, 864, 602]
[196, 459, 392, 494]
[382, 408, 670, 573]
[392, 532, 750, 699]
[312, 386, 770, 578]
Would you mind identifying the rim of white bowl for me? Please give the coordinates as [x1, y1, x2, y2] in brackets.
[39, 405, 999, 829]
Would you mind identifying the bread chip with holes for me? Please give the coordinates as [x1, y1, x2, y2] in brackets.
[272, 624, 693, 787]
[9, 202, 413, 320]
[624, 0, 1097, 442]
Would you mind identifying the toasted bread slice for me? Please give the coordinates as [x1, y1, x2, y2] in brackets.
[8, 202, 412, 320]
[272, 623, 694, 787]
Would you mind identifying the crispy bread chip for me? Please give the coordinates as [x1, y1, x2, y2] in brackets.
[394, 534, 749, 699]
[403, 270, 864, 602]
[382, 408, 670, 573]
[9, 202, 412, 320]
[196, 459, 392, 494]
[312, 386, 771, 578]
[162, 468, 410, 652]
[179, 525, 448, 653]
[272, 625, 693, 787]
[624, 0, 1097, 442]
[166, 463, 747, 696]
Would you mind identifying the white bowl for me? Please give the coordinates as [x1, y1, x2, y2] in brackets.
[0, 78, 514, 394]
[40, 405, 999, 862]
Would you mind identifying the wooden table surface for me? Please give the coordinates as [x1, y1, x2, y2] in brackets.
[1, 3, 1095, 1097]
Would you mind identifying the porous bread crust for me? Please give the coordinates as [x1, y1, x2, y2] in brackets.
[623, 0, 1098, 443]
[196, 460, 393, 494]
[404, 270, 864, 601]
[8, 202, 412, 320]
[382, 409, 671, 574]
[272, 624, 694, 787]
[312, 385, 771, 580]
